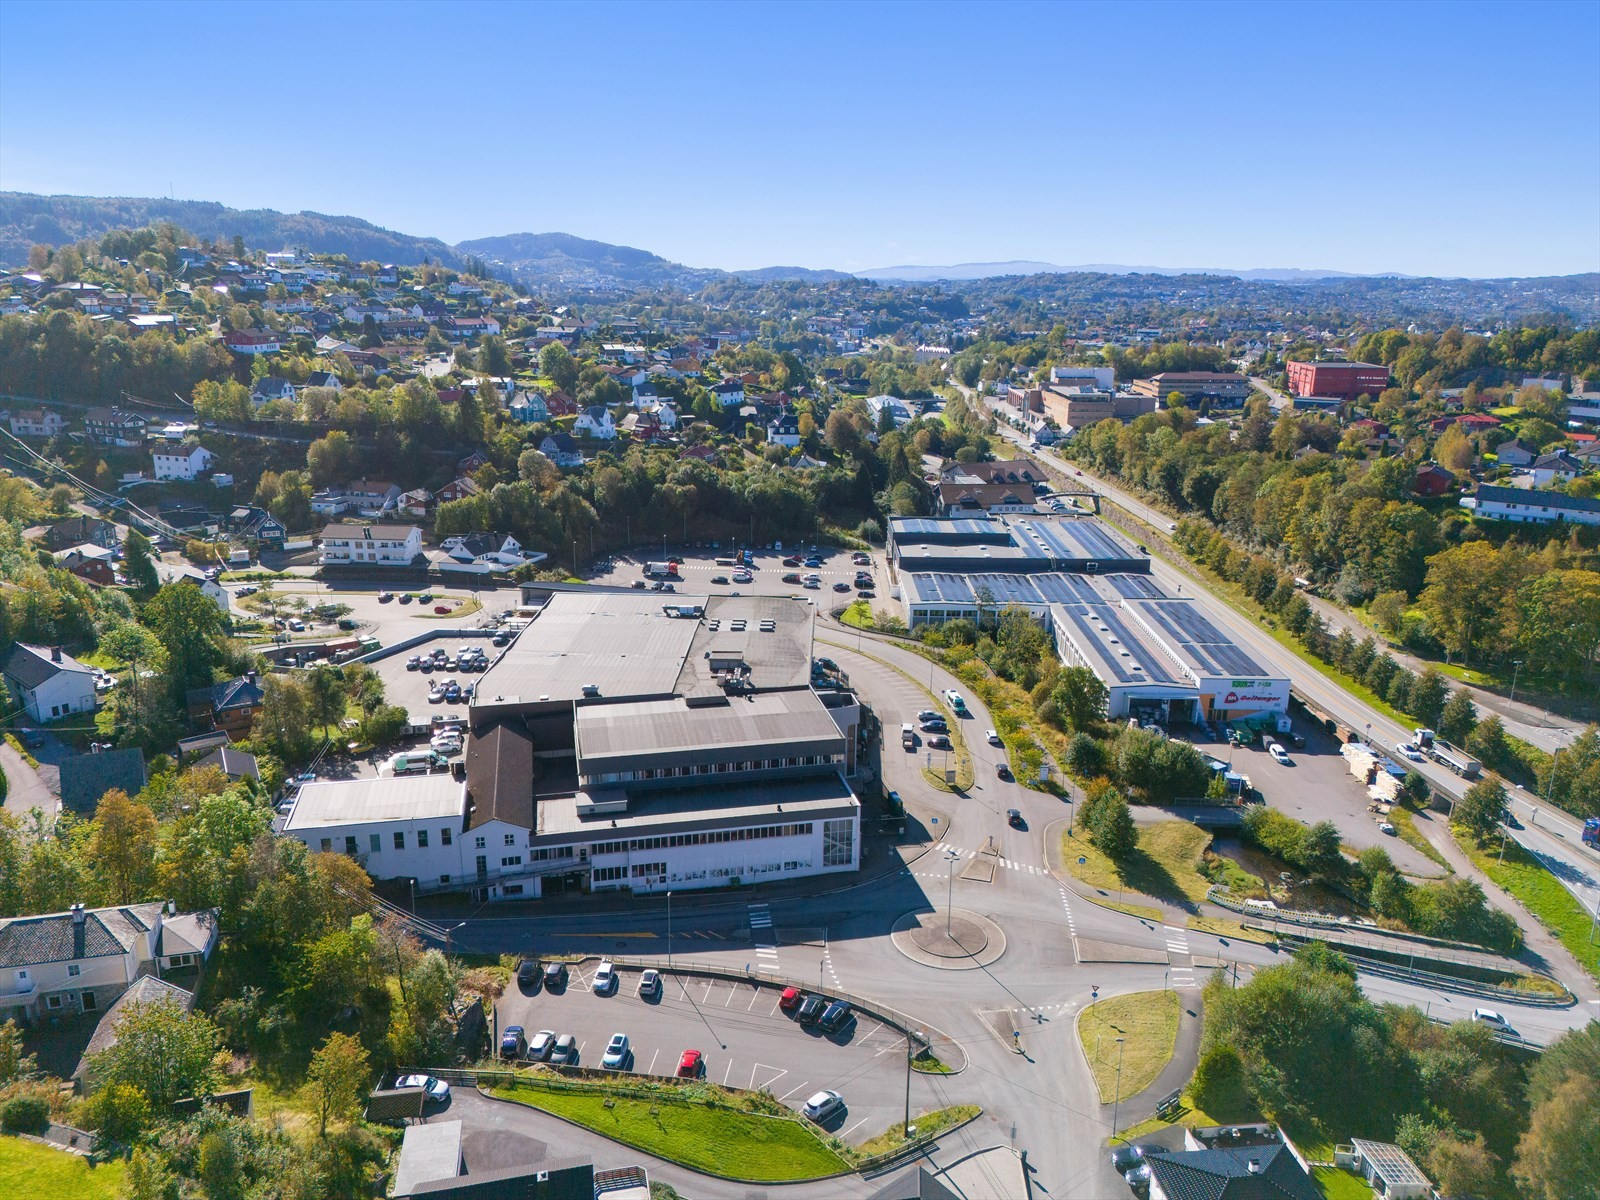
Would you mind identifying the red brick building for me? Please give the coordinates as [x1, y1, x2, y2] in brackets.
[1286, 360, 1390, 402]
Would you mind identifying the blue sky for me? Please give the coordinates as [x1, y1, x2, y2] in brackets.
[2, 0, 1596, 277]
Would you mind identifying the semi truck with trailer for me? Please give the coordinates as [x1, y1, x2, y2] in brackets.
[1413, 728, 1481, 779]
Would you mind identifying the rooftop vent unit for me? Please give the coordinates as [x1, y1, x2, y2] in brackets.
[580, 684, 599, 697]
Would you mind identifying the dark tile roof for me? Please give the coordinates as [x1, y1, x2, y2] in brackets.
[1146, 1144, 1320, 1200]
[59, 748, 148, 814]
[74, 976, 194, 1079]
[0, 903, 157, 967]
[195, 746, 260, 779]
[3, 642, 85, 690]
[406, 1157, 594, 1199]
[465, 718, 534, 831]
[186, 675, 265, 713]
[1475, 483, 1600, 513]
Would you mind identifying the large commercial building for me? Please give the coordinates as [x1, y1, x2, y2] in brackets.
[1286, 360, 1390, 403]
[282, 591, 861, 902]
[888, 514, 1288, 725]
[1129, 372, 1252, 407]
[1040, 387, 1156, 431]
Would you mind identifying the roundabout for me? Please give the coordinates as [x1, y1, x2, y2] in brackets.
[890, 907, 1007, 970]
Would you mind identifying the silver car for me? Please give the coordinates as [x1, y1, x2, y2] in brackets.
[801, 1089, 844, 1123]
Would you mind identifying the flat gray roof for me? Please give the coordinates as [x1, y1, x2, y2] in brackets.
[678, 594, 814, 694]
[284, 774, 464, 830]
[576, 689, 844, 774]
[476, 591, 700, 705]
[1051, 603, 1191, 688]
[535, 773, 858, 842]
[1123, 598, 1271, 679]
[393, 1120, 462, 1195]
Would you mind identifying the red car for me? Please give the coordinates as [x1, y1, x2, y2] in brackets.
[677, 1049, 704, 1078]
[434, 605, 451, 614]
[779, 986, 802, 1012]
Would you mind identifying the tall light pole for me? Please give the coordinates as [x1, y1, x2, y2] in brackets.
[1110, 1037, 1127, 1139]
[1508, 660, 1524, 706]
[666, 890, 673, 972]
[944, 847, 959, 935]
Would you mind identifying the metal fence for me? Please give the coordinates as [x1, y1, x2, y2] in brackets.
[1276, 933, 1573, 1008]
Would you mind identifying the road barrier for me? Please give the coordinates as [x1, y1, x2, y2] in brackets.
[1274, 931, 1574, 1007]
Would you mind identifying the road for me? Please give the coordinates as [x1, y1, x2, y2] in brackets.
[420, 626, 1595, 1198]
[0, 740, 57, 828]
[968, 392, 1600, 931]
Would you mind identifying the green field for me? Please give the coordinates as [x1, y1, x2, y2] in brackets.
[488, 1084, 848, 1181]
[1313, 1165, 1375, 1198]
[1457, 830, 1600, 984]
[0, 1137, 126, 1199]
[1077, 990, 1181, 1103]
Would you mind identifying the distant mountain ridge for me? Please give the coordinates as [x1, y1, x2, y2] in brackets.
[858, 260, 1391, 282]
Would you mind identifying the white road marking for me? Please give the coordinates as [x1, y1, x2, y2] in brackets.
[724, 986, 736, 1008]
[841, 1116, 870, 1140]
[777, 1079, 811, 1102]
[723, 1058, 734, 1086]
[751, 1062, 787, 1092]
[646, 1049, 659, 1076]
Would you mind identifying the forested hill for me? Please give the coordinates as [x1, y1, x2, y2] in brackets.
[0, 192, 464, 269]
[453, 230, 719, 288]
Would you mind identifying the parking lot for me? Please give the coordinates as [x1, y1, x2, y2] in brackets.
[367, 632, 505, 730]
[495, 960, 929, 1145]
[583, 545, 884, 604]
[1184, 721, 1444, 876]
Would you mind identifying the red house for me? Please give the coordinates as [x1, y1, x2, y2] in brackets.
[1412, 462, 1456, 496]
[1287, 360, 1390, 402]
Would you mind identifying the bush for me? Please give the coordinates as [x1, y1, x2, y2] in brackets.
[2, 1093, 50, 1134]
[1065, 732, 1108, 778]
[1189, 1045, 1245, 1113]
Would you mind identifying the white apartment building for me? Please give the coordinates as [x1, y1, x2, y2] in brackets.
[151, 443, 215, 481]
[318, 523, 423, 566]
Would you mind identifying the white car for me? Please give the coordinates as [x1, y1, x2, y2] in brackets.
[1269, 744, 1290, 764]
[801, 1089, 844, 1123]
[395, 1073, 451, 1104]
[593, 961, 616, 993]
[1472, 1007, 1510, 1030]
[1398, 743, 1424, 762]
[638, 969, 661, 997]
[601, 1033, 631, 1069]
[986, 729, 1001, 746]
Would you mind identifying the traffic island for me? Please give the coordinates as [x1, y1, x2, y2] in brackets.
[891, 908, 1007, 970]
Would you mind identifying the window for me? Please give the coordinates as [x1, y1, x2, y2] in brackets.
[475, 836, 486, 849]
[67, 964, 80, 977]
[46, 995, 62, 1010]
[417, 830, 429, 848]
[370, 834, 381, 853]
[441, 828, 453, 846]
[81, 991, 97, 1011]
[439, 874, 451, 885]
[394, 831, 406, 850]
[501, 855, 522, 867]
[320, 838, 332, 852]
[822, 818, 855, 868]
[504, 834, 516, 846]
[344, 836, 358, 856]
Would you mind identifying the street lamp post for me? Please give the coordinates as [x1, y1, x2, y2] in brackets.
[1508, 660, 1524, 706]
[666, 891, 673, 972]
[1110, 1038, 1127, 1139]
[944, 848, 960, 935]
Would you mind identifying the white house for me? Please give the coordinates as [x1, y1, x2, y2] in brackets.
[1463, 483, 1600, 526]
[151, 442, 215, 481]
[1529, 450, 1584, 486]
[8, 409, 65, 437]
[440, 532, 543, 569]
[319, 523, 423, 566]
[0, 901, 218, 1025]
[155, 563, 230, 613]
[866, 394, 913, 429]
[710, 379, 745, 408]
[282, 774, 529, 896]
[575, 406, 617, 440]
[2, 643, 96, 723]
[767, 411, 802, 447]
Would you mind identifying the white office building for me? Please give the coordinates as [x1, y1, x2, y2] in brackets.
[319, 523, 423, 566]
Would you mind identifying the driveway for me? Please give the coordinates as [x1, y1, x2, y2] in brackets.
[1, 739, 58, 827]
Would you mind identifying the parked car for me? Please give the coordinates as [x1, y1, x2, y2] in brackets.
[779, 986, 803, 1013]
[601, 1033, 631, 1069]
[782, 572, 802, 584]
[527, 1029, 556, 1060]
[378, 591, 394, 602]
[500, 1026, 526, 1059]
[833, 581, 851, 592]
[516, 959, 540, 988]
[549, 1034, 578, 1065]
[782, 557, 802, 567]
[920, 719, 947, 733]
[801, 1090, 844, 1123]
[710, 575, 729, 585]
[818, 1000, 853, 1033]
[802, 579, 820, 589]
[916, 710, 939, 723]
[631, 579, 647, 589]
[406, 656, 422, 671]
[544, 961, 568, 989]
[398, 593, 413, 604]
[638, 969, 661, 997]
[1269, 744, 1291, 764]
[676, 1049, 704, 1078]
[852, 552, 870, 565]
[926, 735, 952, 751]
[796, 994, 826, 1024]
[434, 605, 451, 614]
[396, 1073, 451, 1104]
[593, 961, 617, 993]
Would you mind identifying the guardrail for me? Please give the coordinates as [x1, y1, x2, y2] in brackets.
[1206, 886, 1488, 955]
[1273, 932, 1574, 1007]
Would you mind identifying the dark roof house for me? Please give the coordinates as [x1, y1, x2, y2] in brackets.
[59, 748, 148, 814]
[1145, 1143, 1320, 1200]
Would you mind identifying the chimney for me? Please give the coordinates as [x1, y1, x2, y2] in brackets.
[245, 670, 257, 685]
[51, 646, 62, 663]
[70, 903, 86, 925]
[1247, 1159, 1261, 1175]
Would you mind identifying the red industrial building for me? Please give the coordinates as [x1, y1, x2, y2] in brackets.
[1286, 360, 1391, 402]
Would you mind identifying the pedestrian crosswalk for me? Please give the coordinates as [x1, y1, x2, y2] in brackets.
[748, 903, 780, 973]
[1164, 924, 1197, 988]
[918, 842, 1047, 876]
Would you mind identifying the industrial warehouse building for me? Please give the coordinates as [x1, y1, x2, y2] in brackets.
[283, 591, 861, 901]
[888, 514, 1289, 725]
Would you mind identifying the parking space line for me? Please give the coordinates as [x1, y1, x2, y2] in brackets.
[747, 990, 761, 1011]
[647, 1049, 659, 1076]
[724, 986, 736, 1008]
[723, 1058, 734, 1086]
[768, 996, 783, 1017]
[777, 1079, 810, 1102]
[841, 1116, 870, 1141]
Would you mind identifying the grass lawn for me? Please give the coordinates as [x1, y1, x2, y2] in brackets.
[855, 1105, 979, 1159]
[1112, 1079, 1264, 1145]
[910, 1051, 954, 1074]
[0, 1137, 126, 1199]
[1313, 1165, 1375, 1199]
[1456, 830, 1600, 984]
[488, 1084, 848, 1181]
[1062, 820, 1241, 910]
[1186, 915, 1276, 944]
[1388, 805, 1450, 870]
[1077, 989, 1181, 1104]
